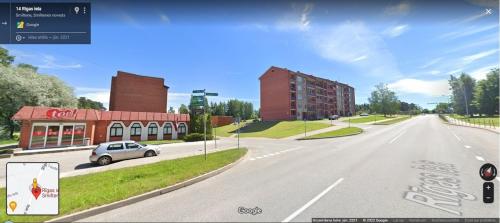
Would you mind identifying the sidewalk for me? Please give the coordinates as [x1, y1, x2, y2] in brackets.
[444, 116, 500, 133]
[284, 125, 344, 140]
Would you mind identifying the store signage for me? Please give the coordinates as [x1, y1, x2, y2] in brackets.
[46, 109, 77, 119]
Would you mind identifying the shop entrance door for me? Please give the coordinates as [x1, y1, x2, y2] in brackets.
[29, 123, 86, 149]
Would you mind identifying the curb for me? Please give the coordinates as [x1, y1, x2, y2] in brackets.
[13, 146, 96, 156]
[297, 129, 363, 140]
[444, 122, 499, 134]
[46, 149, 248, 223]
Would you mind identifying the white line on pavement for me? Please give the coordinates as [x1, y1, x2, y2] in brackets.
[282, 178, 344, 222]
[450, 131, 461, 141]
[389, 131, 406, 144]
[250, 158, 255, 161]
[256, 157, 263, 159]
[475, 156, 485, 161]
[497, 177, 500, 183]
[464, 145, 471, 149]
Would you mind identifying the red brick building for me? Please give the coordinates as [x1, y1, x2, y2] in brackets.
[12, 107, 189, 149]
[12, 71, 189, 150]
[260, 66, 355, 121]
[110, 71, 169, 113]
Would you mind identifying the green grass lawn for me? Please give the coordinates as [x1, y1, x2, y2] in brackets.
[0, 138, 18, 145]
[215, 120, 331, 139]
[373, 116, 412, 125]
[301, 127, 363, 139]
[139, 139, 184, 145]
[344, 115, 396, 124]
[449, 114, 499, 127]
[1, 148, 247, 222]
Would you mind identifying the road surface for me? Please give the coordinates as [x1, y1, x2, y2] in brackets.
[79, 115, 499, 221]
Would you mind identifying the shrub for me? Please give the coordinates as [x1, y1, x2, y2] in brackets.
[183, 133, 213, 142]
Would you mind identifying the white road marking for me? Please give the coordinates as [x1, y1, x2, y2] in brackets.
[256, 156, 263, 159]
[464, 145, 471, 149]
[363, 127, 372, 130]
[450, 131, 461, 141]
[497, 177, 500, 183]
[389, 131, 406, 144]
[282, 178, 344, 222]
[249, 158, 255, 161]
[475, 156, 485, 161]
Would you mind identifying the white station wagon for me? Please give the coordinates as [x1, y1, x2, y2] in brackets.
[89, 140, 160, 166]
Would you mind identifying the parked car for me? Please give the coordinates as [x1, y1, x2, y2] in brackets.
[89, 141, 160, 166]
[360, 113, 369, 116]
[328, 115, 340, 120]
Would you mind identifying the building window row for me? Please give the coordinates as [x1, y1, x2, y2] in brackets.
[109, 122, 185, 137]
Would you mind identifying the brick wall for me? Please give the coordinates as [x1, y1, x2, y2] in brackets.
[260, 67, 292, 121]
[211, 116, 234, 127]
[109, 71, 168, 113]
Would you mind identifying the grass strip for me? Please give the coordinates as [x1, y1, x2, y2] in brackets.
[373, 116, 412, 125]
[300, 127, 363, 140]
[1, 148, 247, 222]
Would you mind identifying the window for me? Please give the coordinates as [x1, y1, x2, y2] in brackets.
[178, 123, 186, 134]
[107, 143, 124, 150]
[148, 123, 158, 135]
[125, 143, 140, 149]
[110, 123, 123, 137]
[130, 123, 142, 136]
[163, 123, 172, 134]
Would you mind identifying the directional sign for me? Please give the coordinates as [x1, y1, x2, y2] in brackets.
[206, 92, 218, 96]
[192, 90, 205, 94]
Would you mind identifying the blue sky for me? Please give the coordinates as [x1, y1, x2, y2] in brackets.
[3, 0, 499, 110]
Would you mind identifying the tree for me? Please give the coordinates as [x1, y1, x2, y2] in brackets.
[434, 102, 451, 114]
[473, 68, 499, 116]
[17, 63, 38, 72]
[0, 66, 77, 138]
[449, 73, 475, 116]
[168, 106, 175, 113]
[355, 103, 370, 114]
[0, 47, 14, 66]
[77, 97, 106, 110]
[368, 83, 400, 117]
[188, 97, 212, 135]
[179, 104, 189, 114]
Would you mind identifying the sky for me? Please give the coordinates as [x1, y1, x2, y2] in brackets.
[2, 0, 499, 111]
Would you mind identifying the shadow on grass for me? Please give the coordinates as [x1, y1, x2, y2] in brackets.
[228, 121, 279, 134]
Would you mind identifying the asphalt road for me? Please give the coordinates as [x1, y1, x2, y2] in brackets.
[79, 115, 499, 221]
[0, 139, 239, 186]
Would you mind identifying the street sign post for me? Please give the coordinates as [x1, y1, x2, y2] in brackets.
[235, 117, 240, 149]
[191, 89, 218, 160]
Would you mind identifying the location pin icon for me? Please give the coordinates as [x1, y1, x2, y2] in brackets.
[9, 201, 16, 212]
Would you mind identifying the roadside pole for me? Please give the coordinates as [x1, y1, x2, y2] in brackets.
[348, 116, 351, 127]
[236, 117, 240, 149]
[203, 91, 206, 160]
[214, 124, 217, 148]
[192, 89, 218, 161]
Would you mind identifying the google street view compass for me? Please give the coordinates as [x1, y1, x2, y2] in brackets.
[480, 163, 497, 181]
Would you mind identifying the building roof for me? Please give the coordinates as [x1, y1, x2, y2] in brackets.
[12, 106, 189, 122]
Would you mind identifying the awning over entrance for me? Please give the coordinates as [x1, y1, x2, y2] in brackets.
[12, 106, 190, 122]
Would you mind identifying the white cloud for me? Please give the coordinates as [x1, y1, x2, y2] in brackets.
[75, 87, 110, 109]
[388, 78, 450, 96]
[37, 55, 82, 69]
[419, 57, 443, 69]
[310, 21, 400, 77]
[439, 24, 498, 40]
[276, 3, 313, 31]
[429, 70, 441, 75]
[462, 49, 498, 64]
[159, 13, 170, 23]
[383, 24, 409, 37]
[384, 1, 411, 16]
[470, 65, 498, 80]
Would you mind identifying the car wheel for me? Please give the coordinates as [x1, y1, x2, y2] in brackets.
[145, 150, 156, 157]
[97, 156, 112, 166]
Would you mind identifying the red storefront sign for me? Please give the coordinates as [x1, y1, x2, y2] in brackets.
[46, 109, 77, 119]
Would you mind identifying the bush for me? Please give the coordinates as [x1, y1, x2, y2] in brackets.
[183, 133, 213, 142]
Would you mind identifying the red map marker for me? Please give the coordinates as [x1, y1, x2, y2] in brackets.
[31, 186, 41, 199]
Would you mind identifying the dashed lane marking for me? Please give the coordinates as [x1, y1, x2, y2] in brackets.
[389, 130, 406, 144]
[475, 156, 485, 161]
[464, 145, 471, 149]
[282, 178, 344, 222]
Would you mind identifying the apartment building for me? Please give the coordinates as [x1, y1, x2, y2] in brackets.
[260, 66, 355, 121]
